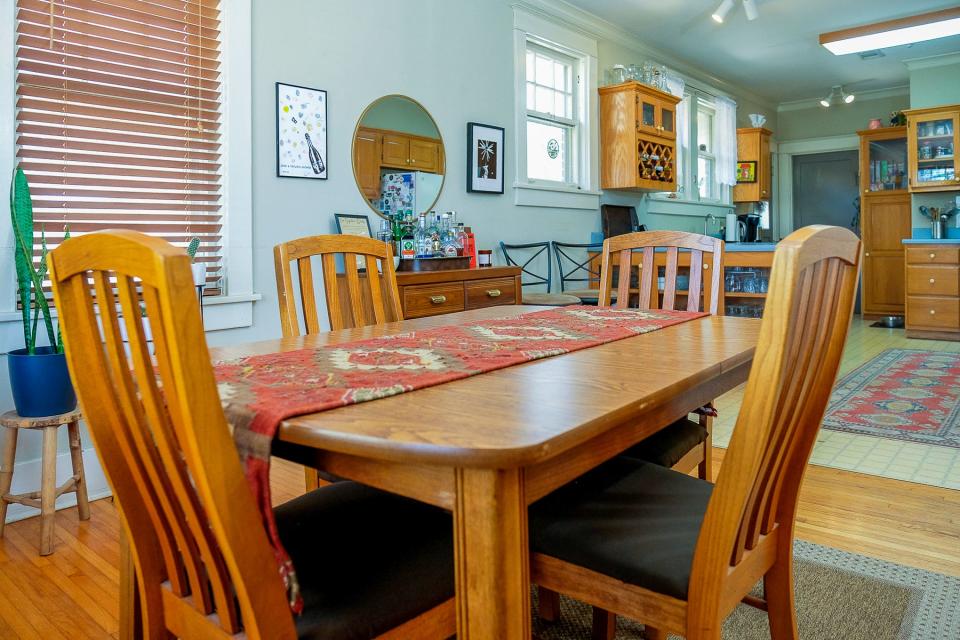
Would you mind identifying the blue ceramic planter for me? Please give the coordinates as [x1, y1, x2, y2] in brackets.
[7, 346, 77, 417]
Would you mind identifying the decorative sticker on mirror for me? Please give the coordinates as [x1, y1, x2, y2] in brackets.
[276, 82, 328, 179]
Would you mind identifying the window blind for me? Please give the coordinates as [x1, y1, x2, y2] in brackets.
[15, 0, 224, 294]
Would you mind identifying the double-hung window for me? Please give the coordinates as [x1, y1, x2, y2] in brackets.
[696, 99, 717, 201]
[14, 0, 225, 295]
[525, 43, 577, 186]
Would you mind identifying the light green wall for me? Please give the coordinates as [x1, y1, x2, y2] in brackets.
[359, 96, 440, 138]
[909, 61, 960, 109]
[777, 94, 909, 141]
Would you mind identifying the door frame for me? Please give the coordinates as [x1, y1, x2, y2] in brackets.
[775, 134, 859, 240]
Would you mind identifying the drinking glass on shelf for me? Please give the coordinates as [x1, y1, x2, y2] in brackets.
[744, 275, 757, 294]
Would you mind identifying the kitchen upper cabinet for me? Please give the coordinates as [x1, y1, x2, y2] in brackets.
[599, 81, 681, 191]
[408, 138, 440, 172]
[353, 128, 381, 200]
[379, 131, 442, 173]
[860, 191, 911, 317]
[904, 104, 960, 192]
[858, 126, 907, 194]
[733, 127, 772, 202]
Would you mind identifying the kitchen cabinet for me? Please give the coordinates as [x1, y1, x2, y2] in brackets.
[904, 104, 960, 192]
[353, 128, 381, 200]
[857, 127, 911, 318]
[904, 242, 960, 340]
[732, 127, 772, 202]
[380, 131, 441, 172]
[599, 81, 681, 191]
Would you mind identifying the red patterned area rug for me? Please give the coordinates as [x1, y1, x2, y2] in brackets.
[213, 305, 706, 609]
[822, 349, 960, 449]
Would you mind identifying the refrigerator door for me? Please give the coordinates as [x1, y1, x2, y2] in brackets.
[414, 172, 443, 213]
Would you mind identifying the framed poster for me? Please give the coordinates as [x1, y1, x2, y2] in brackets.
[467, 122, 505, 193]
[276, 82, 328, 179]
[334, 213, 373, 270]
[736, 161, 757, 183]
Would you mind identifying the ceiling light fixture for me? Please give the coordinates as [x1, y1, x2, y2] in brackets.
[712, 0, 734, 24]
[819, 97, 832, 108]
[819, 7, 960, 55]
[818, 85, 855, 107]
[742, 0, 759, 22]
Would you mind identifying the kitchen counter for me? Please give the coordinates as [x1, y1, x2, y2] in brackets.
[725, 242, 777, 252]
[902, 238, 960, 244]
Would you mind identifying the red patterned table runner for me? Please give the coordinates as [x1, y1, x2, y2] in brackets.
[213, 305, 706, 611]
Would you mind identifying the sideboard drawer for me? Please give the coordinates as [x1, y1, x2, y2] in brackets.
[906, 265, 960, 296]
[465, 277, 518, 309]
[906, 296, 960, 330]
[403, 283, 465, 318]
[906, 247, 960, 265]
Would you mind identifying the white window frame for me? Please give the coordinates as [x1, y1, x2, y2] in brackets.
[524, 42, 578, 187]
[0, 0, 258, 337]
[513, 7, 599, 210]
[696, 99, 718, 202]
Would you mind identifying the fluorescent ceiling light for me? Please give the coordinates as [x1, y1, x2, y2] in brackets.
[742, 0, 759, 22]
[820, 7, 960, 55]
[712, 0, 734, 24]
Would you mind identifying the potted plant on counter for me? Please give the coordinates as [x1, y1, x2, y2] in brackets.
[7, 166, 76, 417]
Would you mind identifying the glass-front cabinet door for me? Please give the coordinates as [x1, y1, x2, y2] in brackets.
[658, 102, 676, 140]
[860, 128, 907, 194]
[636, 93, 660, 137]
[909, 110, 959, 191]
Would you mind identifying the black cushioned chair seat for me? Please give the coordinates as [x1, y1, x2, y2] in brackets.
[529, 458, 712, 600]
[522, 292, 583, 307]
[275, 482, 454, 640]
[621, 418, 708, 468]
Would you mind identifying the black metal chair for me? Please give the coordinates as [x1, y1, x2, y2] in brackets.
[500, 242, 582, 306]
[551, 241, 618, 306]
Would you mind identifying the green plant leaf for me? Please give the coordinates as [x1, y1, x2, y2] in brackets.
[186, 236, 201, 261]
[11, 167, 34, 352]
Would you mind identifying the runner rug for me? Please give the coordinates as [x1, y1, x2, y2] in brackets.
[212, 305, 707, 610]
[822, 349, 960, 448]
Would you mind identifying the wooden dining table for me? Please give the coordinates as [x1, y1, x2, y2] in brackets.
[119, 304, 759, 640]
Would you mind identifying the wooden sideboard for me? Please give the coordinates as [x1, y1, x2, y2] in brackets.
[335, 266, 522, 326]
[904, 242, 960, 340]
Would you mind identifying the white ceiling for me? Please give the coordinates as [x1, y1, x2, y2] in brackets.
[564, 0, 960, 104]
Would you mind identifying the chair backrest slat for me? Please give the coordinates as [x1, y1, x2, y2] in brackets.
[500, 241, 552, 290]
[687, 225, 861, 623]
[49, 231, 297, 639]
[274, 235, 402, 337]
[598, 231, 724, 313]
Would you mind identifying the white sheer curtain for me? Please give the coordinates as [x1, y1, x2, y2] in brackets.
[665, 72, 688, 193]
[714, 95, 737, 186]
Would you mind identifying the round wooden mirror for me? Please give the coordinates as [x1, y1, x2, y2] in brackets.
[351, 95, 445, 220]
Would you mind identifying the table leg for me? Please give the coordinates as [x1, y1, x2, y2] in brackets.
[119, 524, 141, 640]
[454, 468, 531, 639]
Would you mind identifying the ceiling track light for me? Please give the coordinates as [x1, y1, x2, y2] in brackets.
[742, 0, 759, 21]
[712, 0, 735, 24]
[819, 85, 855, 107]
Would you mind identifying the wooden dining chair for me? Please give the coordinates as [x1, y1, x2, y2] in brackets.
[275, 235, 403, 490]
[274, 234, 403, 336]
[49, 230, 455, 640]
[599, 230, 725, 481]
[530, 225, 861, 640]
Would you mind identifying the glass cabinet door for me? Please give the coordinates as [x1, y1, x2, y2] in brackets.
[659, 103, 676, 140]
[637, 94, 659, 136]
[864, 136, 907, 193]
[912, 114, 958, 189]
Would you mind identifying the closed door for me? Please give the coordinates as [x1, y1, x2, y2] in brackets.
[409, 139, 439, 172]
[792, 151, 860, 231]
[354, 129, 381, 200]
[861, 194, 910, 315]
[636, 94, 659, 137]
[658, 101, 676, 140]
[381, 134, 409, 167]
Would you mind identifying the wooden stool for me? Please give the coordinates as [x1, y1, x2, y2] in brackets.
[0, 408, 90, 555]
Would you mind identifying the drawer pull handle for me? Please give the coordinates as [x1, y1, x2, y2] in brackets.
[430, 295, 447, 304]
[486, 289, 502, 298]
[930, 278, 936, 284]
[865, 252, 870, 257]
[930, 309, 936, 315]
[930, 253, 936, 259]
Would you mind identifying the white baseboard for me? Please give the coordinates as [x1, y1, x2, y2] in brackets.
[3, 447, 112, 524]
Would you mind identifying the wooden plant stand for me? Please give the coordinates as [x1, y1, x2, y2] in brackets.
[0, 408, 90, 555]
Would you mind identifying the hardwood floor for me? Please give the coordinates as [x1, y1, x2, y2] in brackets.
[0, 320, 957, 638]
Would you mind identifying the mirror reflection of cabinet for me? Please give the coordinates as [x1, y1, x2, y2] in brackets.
[905, 104, 960, 192]
[351, 95, 446, 219]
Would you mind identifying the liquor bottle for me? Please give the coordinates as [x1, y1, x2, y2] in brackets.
[399, 217, 416, 260]
[428, 211, 442, 257]
[440, 212, 459, 257]
[304, 133, 325, 174]
[455, 223, 467, 257]
[415, 214, 431, 258]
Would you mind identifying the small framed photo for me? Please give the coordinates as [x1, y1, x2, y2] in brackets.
[736, 161, 757, 183]
[276, 82, 328, 179]
[334, 214, 373, 271]
[467, 122, 505, 193]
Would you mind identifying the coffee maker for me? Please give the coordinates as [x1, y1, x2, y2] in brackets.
[737, 213, 762, 242]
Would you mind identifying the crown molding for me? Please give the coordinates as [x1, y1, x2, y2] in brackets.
[776, 85, 910, 112]
[903, 51, 960, 71]
[512, 0, 778, 112]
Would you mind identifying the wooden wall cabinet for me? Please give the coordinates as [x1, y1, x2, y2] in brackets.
[599, 81, 681, 192]
[905, 243, 960, 340]
[904, 104, 960, 192]
[857, 127, 911, 318]
[353, 126, 444, 202]
[732, 127, 772, 202]
[353, 128, 382, 199]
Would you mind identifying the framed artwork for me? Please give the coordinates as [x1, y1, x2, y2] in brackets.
[276, 82, 328, 179]
[736, 161, 757, 183]
[467, 122, 505, 193]
[334, 214, 373, 270]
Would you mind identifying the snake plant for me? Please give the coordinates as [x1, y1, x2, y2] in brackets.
[10, 166, 65, 354]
